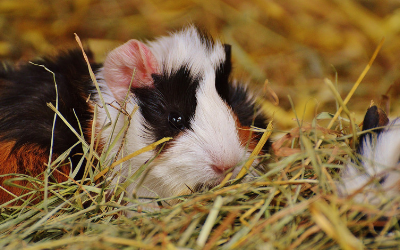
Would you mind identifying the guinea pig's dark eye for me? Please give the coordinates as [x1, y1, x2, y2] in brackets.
[168, 112, 185, 130]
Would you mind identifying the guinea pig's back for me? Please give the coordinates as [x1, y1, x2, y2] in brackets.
[0, 50, 100, 203]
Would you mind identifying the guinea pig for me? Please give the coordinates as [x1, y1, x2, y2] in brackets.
[0, 26, 270, 204]
[338, 105, 400, 204]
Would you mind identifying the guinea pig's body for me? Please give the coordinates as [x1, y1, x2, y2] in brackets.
[338, 106, 400, 204]
[0, 26, 269, 204]
[0, 50, 99, 203]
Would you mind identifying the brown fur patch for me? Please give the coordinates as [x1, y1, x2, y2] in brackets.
[236, 119, 259, 152]
[0, 141, 68, 204]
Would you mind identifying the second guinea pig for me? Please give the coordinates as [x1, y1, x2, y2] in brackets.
[338, 105, 400, 204]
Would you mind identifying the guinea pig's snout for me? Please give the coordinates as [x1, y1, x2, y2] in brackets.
[211, 163, 235, 174]
[208, 151, 243, 175]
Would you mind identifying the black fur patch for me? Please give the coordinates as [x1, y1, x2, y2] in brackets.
[133, 66, 200, 142]
[215, 44, 270, 151]
[227, 83, 271, 151]
[359, 106, 389, 154]
[196, 27, 215, 50]
[216, 44, 232, 102]
[0, 49, 100, 178]
[379, 174, 388, 185]
[362, 106, 388, 134]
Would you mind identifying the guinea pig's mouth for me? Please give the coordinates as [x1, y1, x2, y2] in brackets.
[187, 163, 256, 194]
[190, 174, 235, 193]
[191, 182, 220, 193]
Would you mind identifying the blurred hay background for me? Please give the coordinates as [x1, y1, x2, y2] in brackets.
[1, 0, 400, 128]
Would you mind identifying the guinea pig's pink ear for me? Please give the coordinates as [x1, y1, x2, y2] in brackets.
[103, 39, 159, 100]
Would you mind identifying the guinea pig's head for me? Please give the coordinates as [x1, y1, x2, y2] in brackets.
[102, 26, 269, 198]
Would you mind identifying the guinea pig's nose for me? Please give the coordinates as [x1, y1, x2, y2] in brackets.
[211, 164, 234, 174]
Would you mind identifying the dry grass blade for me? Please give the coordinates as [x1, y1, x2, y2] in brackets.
[312, 37, 385, 154]
[75, 33, 111, 120]
[236, 120, 273, 180]
[196, 196, 224, 248]
[310, 200, 363, 250]
[93, 137, 172, 181]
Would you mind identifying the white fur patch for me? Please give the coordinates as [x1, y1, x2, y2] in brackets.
[147, 26, 225, 79]
[338, 119, 400, 204]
